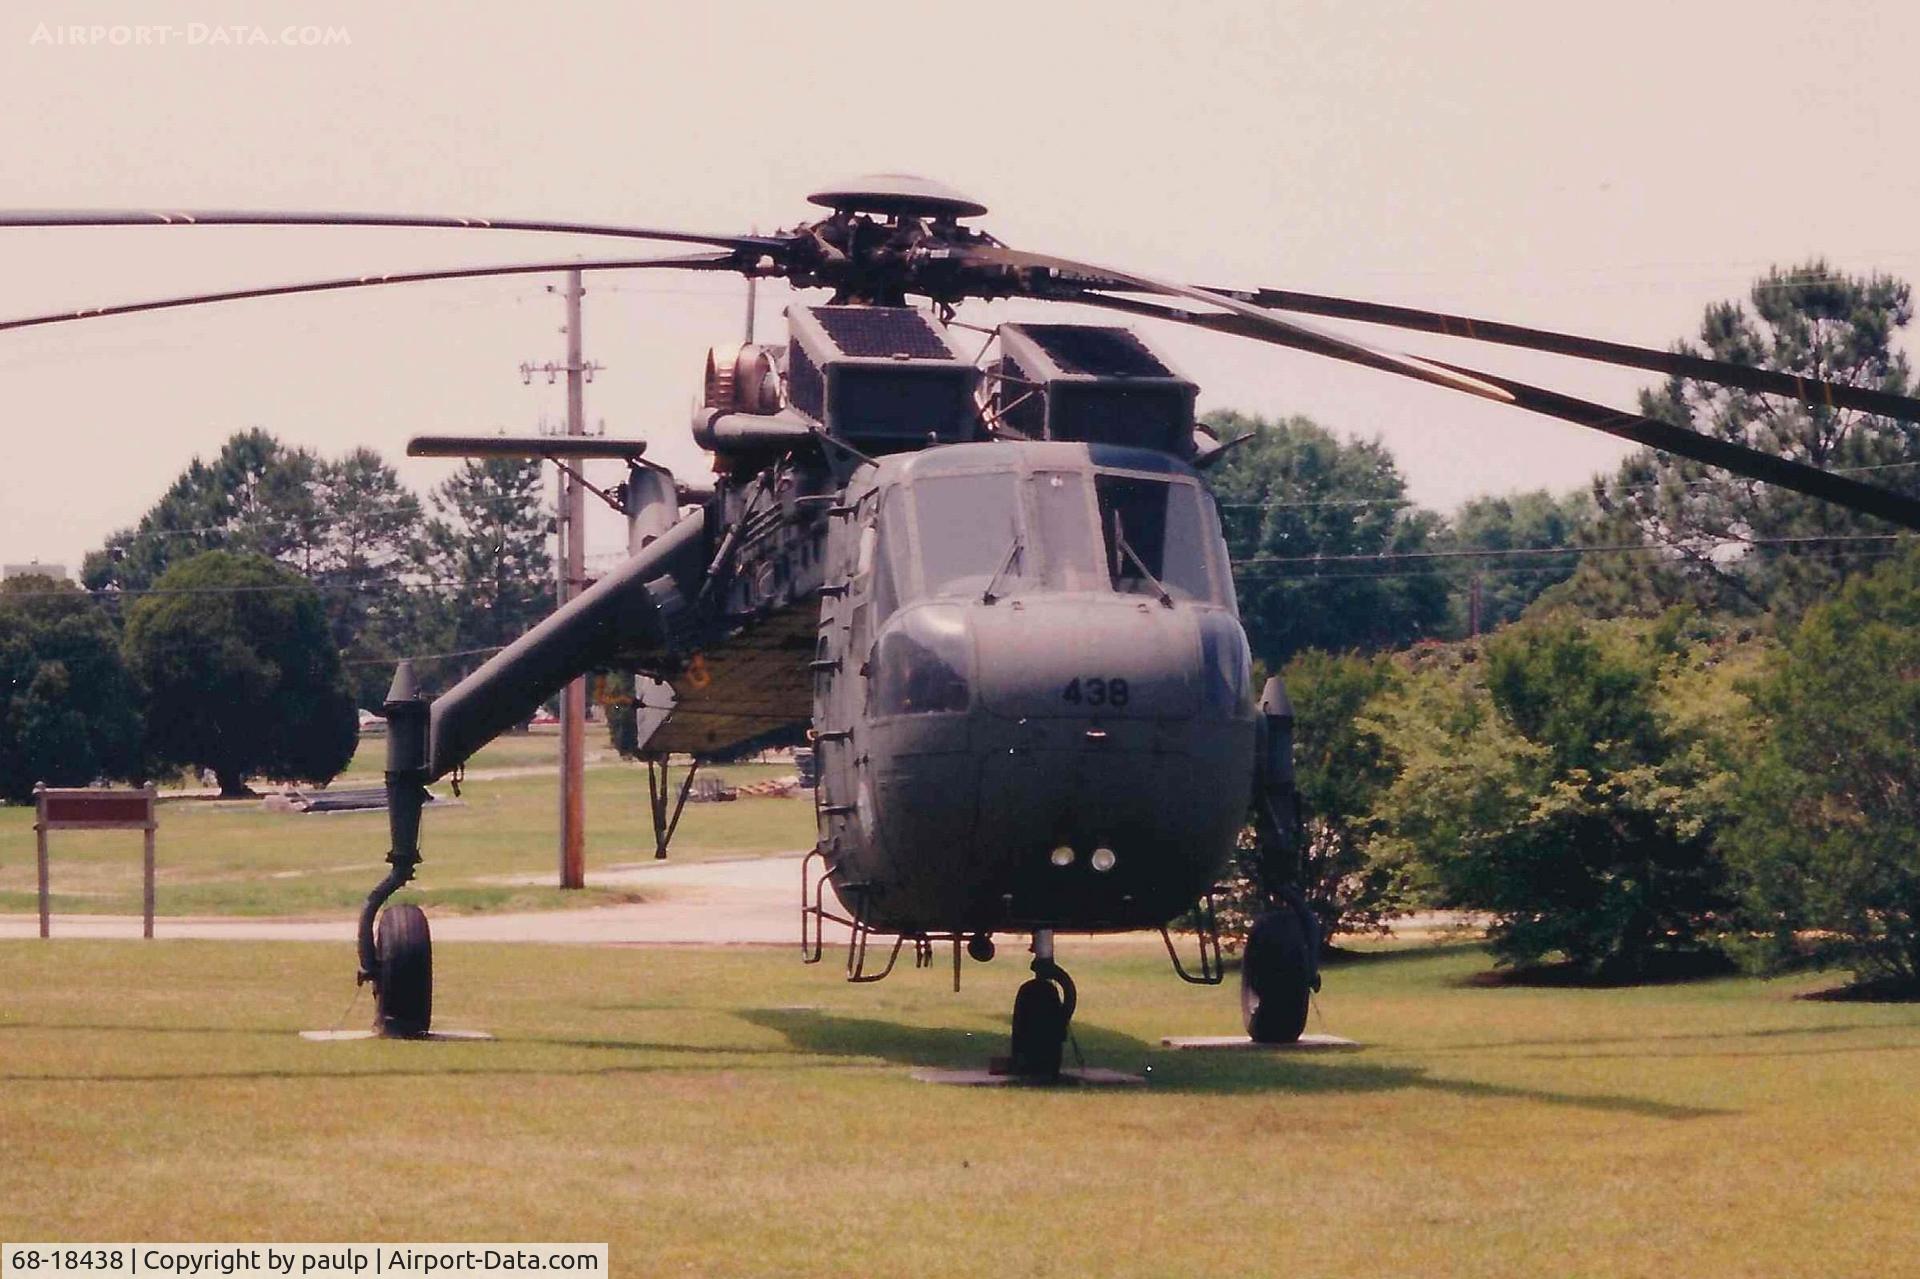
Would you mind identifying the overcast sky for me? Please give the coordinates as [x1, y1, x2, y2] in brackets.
[2, 0, 1916, 576]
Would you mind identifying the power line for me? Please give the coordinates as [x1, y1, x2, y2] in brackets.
[1213, 458, 1920, 515]
[345, 644, 505, 667]
[1233, 545, 1913, 586]
[1, 575, 538, 600]
[1231, 531, 1906, 569]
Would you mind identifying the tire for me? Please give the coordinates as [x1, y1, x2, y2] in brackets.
[1241, 903, 1315, 1044]
[1009, 977, 1067, 1078]
[374, 903, 432, 1038]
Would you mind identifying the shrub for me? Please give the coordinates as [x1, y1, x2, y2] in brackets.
[1726, 548, 1920, 990]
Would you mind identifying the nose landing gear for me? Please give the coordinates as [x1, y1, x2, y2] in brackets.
[1003, 930, 1077, 1080]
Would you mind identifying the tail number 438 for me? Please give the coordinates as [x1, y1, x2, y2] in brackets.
[1062, 676, 1129, 709]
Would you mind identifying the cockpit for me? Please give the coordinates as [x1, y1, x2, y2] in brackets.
[846, 444, 1249, 723]
[864, 447, 1232, 615]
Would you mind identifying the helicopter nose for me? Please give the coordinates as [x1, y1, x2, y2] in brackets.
[852, 598, 1255, 930]
[968, 595, 1201, 721]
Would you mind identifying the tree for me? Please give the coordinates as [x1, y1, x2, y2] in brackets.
[1439, 488, 1594, 636]
[122, 551, 357, 796]
[1372, 616, 1745, 977]
[1222, 650, 1410, 949]
[84, 429, 321, 594]
[310, 448, 426, 707]
[1566, 263, 1918, 620]
[1206, 410, 1448, 669]
[0, 576, 144, 802]
[86, 433, 442, 706]
[1727, 547, 1920, 990]
[415, 457, 554, 689]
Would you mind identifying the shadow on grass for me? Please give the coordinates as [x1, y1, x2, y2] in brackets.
[738, 1008, 1725, 1119]
[1801, 977, 1920, 1004]
[1318, 940, 1485, 969]
[0, 1020, 308, 1040]
[0, 1008, 1741, 1119]
[0, 1018, 814, 1060]
[1457, 950, 1740, 989]
[1420, 1020, 1920, 1058]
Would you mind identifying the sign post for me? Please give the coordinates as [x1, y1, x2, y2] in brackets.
[33, 784, 159, 938]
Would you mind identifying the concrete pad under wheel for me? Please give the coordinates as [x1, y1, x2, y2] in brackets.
[911, 1066, 1146, 1087]
[1159, 1033, 1360, 1051]
[298, 1028, 495, 1042]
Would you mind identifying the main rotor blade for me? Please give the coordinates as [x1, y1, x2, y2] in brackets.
[1210, 284, 1920, 424]
[1074, 291, 1920, 532]
[0, 209, 788, 255]
[952, 244, 1515, 405]
[0, 252, 747, 333]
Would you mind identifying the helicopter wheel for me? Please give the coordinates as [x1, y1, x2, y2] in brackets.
[1241, 895, 1318, 1045]
[373, 903, 433, 1038]
[1008, 959, 1076, 1079]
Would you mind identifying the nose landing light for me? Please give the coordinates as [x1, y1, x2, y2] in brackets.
[1090, 847, 1118, 873]
[1049, 845, 1076, 868]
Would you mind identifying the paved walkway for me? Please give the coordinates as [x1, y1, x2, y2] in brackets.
[0, 852, 847, 946]
[2, 849, 1484, 948]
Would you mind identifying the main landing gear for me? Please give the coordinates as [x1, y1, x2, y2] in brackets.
[1003, 930, 1076, 1080]
[1240, 888, 1320, 1044]
[358, 662, 436, 1039]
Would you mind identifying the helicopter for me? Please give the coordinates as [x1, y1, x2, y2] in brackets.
[9, 174, 1920, 1079]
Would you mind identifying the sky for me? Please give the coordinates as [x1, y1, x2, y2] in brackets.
[2, 0, 1917, 578]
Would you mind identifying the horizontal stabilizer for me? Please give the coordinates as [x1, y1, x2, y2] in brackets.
[407, 434, 651, 460]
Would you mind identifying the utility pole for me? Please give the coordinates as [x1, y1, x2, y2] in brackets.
[520, 269, 599, 890]
[559, 269, 587, 889]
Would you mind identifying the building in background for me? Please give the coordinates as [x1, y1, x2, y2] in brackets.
[2, 561, 70, 582]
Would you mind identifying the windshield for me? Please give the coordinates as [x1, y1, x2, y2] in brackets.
[1094, 472, 1222, 604]
[910, 471, 1031, 598]
[901, 465, 1226, 605]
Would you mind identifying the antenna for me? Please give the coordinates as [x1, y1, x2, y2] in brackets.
[743, 225, 758, 343]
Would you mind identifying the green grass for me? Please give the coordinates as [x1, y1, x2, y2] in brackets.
[333, 728, 578, 781]
[1, 939, 1916, 1275]
[0, 741, 810, 918]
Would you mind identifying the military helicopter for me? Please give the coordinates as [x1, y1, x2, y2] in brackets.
[10, 174, 1920, 1078]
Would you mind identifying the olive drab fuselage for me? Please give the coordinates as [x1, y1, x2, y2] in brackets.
[811, 440, 1258, 935]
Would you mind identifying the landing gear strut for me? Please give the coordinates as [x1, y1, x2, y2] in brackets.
[1005, 930, 1076, 1079]
[358, 662, 435, 1038]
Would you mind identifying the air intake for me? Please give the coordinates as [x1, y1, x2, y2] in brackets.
[785, 306, 979, 450]
[993, 324, 1197, 456]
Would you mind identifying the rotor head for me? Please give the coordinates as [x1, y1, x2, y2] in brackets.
[806, 174, 988, 221]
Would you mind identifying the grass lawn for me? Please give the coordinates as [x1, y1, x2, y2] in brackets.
[333, 728, 580, 781]
[0, 740, 809, 918]
[2, 938, 1917, 1275]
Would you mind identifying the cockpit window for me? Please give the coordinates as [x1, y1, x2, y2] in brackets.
[899, 465, 1226, 606]
[870, 486, 909, 623]
[909, 471, 1032, 599]
[1094, 473, 1221, 604]
[1028, 471, 1106, 591]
